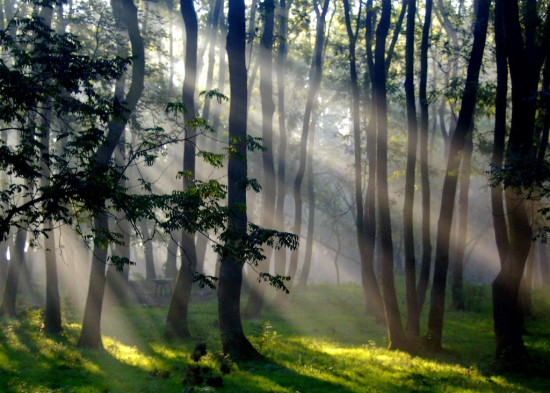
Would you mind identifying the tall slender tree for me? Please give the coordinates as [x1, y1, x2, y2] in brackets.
[374, 0, 408, 350]
[426, 0, 490, 350]
[416, 0, 434, 314]
[165, 0, 199, 339]
[491, 0, 550, 369]
[403, 0, 419, 337]
[217, 0, 261, 360]
[245, 0, 276, 316]
[287, 0, 330, 283]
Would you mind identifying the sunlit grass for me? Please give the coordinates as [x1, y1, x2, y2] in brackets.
[0, 284, 549, 392]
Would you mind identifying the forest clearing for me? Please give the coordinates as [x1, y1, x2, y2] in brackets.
[1, 285, 550, 392]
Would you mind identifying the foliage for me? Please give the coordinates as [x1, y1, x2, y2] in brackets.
[0, 0, 296, 285]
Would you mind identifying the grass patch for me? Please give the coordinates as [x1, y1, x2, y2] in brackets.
[1, 284, 549, 392]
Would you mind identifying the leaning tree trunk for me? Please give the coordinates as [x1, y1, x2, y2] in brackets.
[78, 0, 144, 349]
[287, 0, 330, 283]
[217, 0, 261, 361]
[165, 0, 199, 339]
[426, 0, 490, 351]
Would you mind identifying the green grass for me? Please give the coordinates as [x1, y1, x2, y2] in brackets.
[1, 284, 549, 392]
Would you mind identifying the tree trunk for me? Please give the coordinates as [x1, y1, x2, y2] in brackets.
[217, 0, 260, 360]
[273, 0, 292, 278]
[426, 0, 490, 350]
[416, 0, 433, 316]
[77, 214, 109, 349]
[362, 0, 385, 322]
[403, 0, 419, 337]
[374, 0, 408, 350]
[0, 231, 25, 318]
[141, 220, 156, 281]
[78, 0, 144, 349]
[287, 0, 330, 283]
[202, 0, 223, 124]
[298, 109, 318, 288]
[245, 0, 276, 316]
[451, 131, 472, 311]
[164, 233, 179, 278]
[165, 0, 199, 339]
[490, 0, 509, 268]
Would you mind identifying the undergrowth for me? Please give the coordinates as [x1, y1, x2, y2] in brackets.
[0, 284, 548, 392]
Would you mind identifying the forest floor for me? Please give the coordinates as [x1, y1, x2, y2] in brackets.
[0, 283, 549, 392]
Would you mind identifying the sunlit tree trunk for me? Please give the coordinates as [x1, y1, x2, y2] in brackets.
[217, 0, 261, 360]
[427, 0, 490, 350]
[298, 109, 318, 288]
[273, 0, 292, 278]
[0, 231, 25, 318]
[450, 130, 472, 311]
[245, 0, 276, 316]
[105, 136, 131, 308]
[202, 0, 223, 124]
[165, 0, 199, 339]
[287, 0, 330, 283]
[78, 0, 144, 349]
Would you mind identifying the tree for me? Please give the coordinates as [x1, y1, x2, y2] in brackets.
[245, 0, 276, 316]
[403, 0, 420, 336]
[491, 0, 550, 369]
[0, 0, 127, 319]
[217, 0, 261, 360]
[78, 0, 145, 349]
[287, 0, 330, 283]
[416, 0, 434, 315]
[426, 0, 490, 350]
[165, 0, 200, 339]
[273, 0, 293, 278]
[373, 0, 408, 350]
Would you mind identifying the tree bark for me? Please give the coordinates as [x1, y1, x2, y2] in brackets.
[427, 0, 490, 350]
